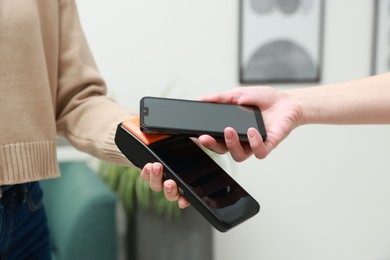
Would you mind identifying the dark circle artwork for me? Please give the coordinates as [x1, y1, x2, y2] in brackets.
[250, 0, 275, 14]
[243, 39, 316, 81]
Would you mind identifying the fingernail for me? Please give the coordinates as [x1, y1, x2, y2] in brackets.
[225, 130, 233, 141]
[165, 183, 173, 193]
[152, 164, 161, 175]
[248, 128, 256, 139]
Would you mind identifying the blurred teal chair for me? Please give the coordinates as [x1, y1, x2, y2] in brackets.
[40, 161, 118, 260]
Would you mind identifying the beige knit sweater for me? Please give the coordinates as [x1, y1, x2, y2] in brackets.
[0, 0, 134, 185]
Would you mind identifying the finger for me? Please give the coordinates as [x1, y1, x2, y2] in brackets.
[247, 128, 268, 159]
[224, 127, 253, 162]
[178, 195, 190, 209]
[198, 135, 228, 154]
[199, 87, 255, 105]
[149, 163, 164, 192]
[163, 179, 179, 201]
[164, 181, 190, 208]
[140, 162, 152, 181]
[199, 91, 236, 104]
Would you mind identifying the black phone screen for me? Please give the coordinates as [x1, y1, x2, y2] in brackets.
[149, 136, 259, 223]
[141, 97, 266, 141]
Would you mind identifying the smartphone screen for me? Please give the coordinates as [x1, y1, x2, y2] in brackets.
[149, 136, 260, 229]
[140, 96, 267, 141]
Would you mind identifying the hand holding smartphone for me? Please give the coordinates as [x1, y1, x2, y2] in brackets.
[140, 96, 267, 142]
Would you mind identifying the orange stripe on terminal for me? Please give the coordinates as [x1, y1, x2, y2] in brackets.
[121, 116, 170, 146]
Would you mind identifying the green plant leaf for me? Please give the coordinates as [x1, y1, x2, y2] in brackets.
[135, 172, 151, 209]
[123, 169, 136, 214]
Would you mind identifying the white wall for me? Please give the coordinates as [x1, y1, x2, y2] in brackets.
[76, 1, 390, 259]
[76, 0, 239, 111]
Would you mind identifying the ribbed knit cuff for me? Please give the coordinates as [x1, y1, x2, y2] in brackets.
[98, 115, 134, 167]
[0, 140, 60, 185]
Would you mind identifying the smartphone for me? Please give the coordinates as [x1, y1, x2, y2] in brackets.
[140, 96, 267, 142]
[115, 117, 260, 232]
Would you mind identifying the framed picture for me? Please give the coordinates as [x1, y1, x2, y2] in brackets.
[372, 0, 390, 75]
[239, 0, 324, 84]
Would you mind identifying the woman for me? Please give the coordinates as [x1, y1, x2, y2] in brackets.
[1, 0, 174, 258]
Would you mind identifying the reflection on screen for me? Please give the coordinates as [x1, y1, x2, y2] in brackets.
[150, 136, 249, 209]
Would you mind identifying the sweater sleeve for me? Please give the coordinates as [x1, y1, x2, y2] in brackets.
[56, 0, 134, 166]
